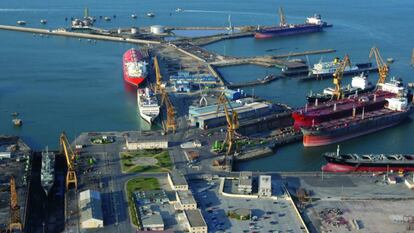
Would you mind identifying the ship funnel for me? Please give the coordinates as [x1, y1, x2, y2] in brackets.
[312, 119, 315, 127]
[333, 103, 337, 112]
[315, 98, 318, 106]
[337, 145, 340, 156]
[374, 94, 377, 102]
[305, 103, 308, 112]
[361, 107, 365, 120]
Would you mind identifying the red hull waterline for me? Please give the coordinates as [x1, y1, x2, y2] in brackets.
[124, 75, 145, 87]
[322, 162, 414, 173]
[303, 121, 401, 147]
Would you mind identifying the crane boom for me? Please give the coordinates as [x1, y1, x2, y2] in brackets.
[160, 90, 176, 134]
[154, 56, 162, 93]
[217, 93, 239, 155]
[332, 55, 351, 100]
[9, 176, 23, 232]
[369, 46, 389, 84]
[60, 132, 77, 190]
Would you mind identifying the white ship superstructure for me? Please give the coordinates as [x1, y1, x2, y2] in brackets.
[137, 88, 160, 125]
[309, 58, 359, 76]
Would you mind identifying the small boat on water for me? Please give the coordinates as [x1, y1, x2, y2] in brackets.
[146, 12, 155, 17]
[17, 21, 26, 25]
[104, 16, 111, 21]
[131, 14, 137, 19]
[40, 19, 47, 24]
[175, 8, 183, 12]
[12, 119, 22, 126]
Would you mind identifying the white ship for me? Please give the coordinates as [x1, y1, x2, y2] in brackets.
[309, 57, 359, 76]
[137, 88, 160, 125]
[322, 73, 374, 96]
[41, 147, 55, 196]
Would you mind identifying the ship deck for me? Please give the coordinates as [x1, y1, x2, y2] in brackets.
[295, 90, 393, 117]
[307, 108, 401, 130]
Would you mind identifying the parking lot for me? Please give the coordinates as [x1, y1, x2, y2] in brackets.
[190, 179, 306, 233]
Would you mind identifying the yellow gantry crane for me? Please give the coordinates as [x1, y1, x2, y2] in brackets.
[369, 46, 389, 84]
[153, 56, 163, 94]
[216, 93, 239, 155]
[9, 176, 23, 233]
[60, 132, 77, 190]
[332, 55, 351, 100]
[278, 7, 287, 27]
[161, 90, 176, 134]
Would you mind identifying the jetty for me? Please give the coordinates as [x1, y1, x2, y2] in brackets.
[0, 25, 161, 44]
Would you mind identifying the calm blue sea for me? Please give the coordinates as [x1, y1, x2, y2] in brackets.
[1, 0, 413, 171]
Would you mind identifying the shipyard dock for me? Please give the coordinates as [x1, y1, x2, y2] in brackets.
[0, 136, 31, 233]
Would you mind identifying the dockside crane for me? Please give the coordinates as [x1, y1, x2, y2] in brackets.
[216, 93, 239, 155]
[60, 132, 77, 190]
[161, 90, 176, 134]
[369, 46, 389, 84]
[153, 56, 163, 94]
[9, 176, 23, 233]
[278, 7, 287, 27]
[332, 55, 351, 100]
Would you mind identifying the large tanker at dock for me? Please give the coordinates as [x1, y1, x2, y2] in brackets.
[292, 77, 409, 130]
[301, 97, 411, 147]
[322, 146, 414, 172]
[123, 48, 148, 87]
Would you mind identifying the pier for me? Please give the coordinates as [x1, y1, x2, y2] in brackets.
[0, 25, 161, 44]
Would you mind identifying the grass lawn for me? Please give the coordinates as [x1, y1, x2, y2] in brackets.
[126, 177, 160, 227]
[120, 149, 172, 173]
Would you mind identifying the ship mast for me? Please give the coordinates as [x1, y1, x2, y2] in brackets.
[278, 7, 287, 27]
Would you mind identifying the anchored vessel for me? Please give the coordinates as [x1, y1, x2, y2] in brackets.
[322, 146, 414, 172]
[137, 88, 160, 125]
[123, 48, 148, 87]
[301, 97, 411, 147]
[41, 147, 55, 196]
[293, 77, 408, 130]
[307, 73, 375, 104]
[255, 13, 330, 39]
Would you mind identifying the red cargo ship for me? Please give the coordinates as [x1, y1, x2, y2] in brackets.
[123, 48, 148, 87]
[292, 78, 406, 130]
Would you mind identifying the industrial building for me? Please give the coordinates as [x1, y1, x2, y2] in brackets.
[79, 190, 104, 229]
[176, 190, 197, 210]
[125, 131, 168, 150]
[188, 98, 278, 129]
[183, 209, 208, 233]
[138, 205, 165, 231]
[167, 171, 188, 191]
[238, 172, 253, 194]
[258, 175, 272, 197]
[170, 72, 220, 92]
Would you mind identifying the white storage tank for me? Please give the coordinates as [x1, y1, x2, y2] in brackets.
[131, 27, 138, 34]
[150, 25, 164, 35]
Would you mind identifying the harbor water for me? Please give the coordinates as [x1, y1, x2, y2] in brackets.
[1, 0, 414, 171]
